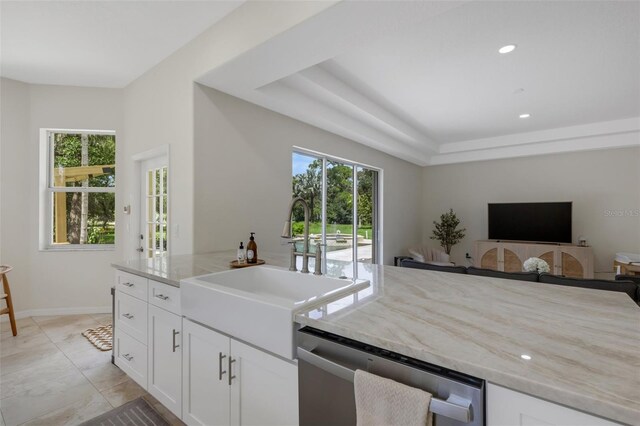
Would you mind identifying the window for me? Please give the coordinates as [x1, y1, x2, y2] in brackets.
[143, 162, 168, 258]
[41, 130, 116, 250]
[291, 150, 380, 268]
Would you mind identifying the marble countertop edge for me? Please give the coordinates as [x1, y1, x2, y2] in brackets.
[111, 263, 180, 287]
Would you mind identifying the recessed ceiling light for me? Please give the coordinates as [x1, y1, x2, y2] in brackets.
[521, 354, 532, 360]
[519, 113, 531, 119]
[499, 44, 517, 54]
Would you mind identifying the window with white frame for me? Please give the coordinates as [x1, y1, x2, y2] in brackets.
[42, 130, 116, 249]
[291, 149, 380, 267]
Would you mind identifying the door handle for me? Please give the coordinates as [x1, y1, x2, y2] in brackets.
[122, 353, 134, 362]
[219, 352, 227, 380]
[122, 313, 134, 320]
[155, 294, 169, 301]
[172, 329, 180, 352]
[122, 282, 134, 287]
[228, 356, 236, 385]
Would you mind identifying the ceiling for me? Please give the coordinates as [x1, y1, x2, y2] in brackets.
[1, 1, 638, 165]
[198, 0, 640, 165]
[330, 1, 640, 144]
[0, 1, 243, 88]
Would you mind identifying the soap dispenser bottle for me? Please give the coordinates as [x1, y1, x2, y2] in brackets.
[237, 242, 245, 264]
[247, 232, 257, 264]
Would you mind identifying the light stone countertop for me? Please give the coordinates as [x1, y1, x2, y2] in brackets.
[113, 251, 640, 425]
[111, 251, 291, 287]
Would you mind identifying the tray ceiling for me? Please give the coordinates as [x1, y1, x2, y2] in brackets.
[198, 1, 640, 165]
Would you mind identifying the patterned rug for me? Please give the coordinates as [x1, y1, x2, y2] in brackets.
[79, 397, 169, 426]
[82, 324, 113, 351]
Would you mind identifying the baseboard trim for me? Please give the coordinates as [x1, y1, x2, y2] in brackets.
[0, 306, 111, 321]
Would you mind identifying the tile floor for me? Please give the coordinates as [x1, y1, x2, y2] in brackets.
[0, 315, 184, 426]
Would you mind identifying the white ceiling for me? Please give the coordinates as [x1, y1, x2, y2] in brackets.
[330, 1, 640, 144]
[1, 1, 638, 164]
[0, 1, 243, 88]
[198, 0, 640, 165]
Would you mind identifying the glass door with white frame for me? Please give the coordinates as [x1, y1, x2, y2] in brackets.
[140, 157, 168, 259]
[291, 151, 379, 274]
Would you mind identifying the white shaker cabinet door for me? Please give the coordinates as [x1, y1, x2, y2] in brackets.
[229, 338, 299, 426]
[182, 319, 231, 426]
[487, 383, 621, 426]
[148, 305, 182, 419]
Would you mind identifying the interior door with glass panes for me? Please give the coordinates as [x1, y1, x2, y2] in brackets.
[140, 157, 168, 259]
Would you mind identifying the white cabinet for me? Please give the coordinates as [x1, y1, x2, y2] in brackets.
[114, 327, 148, 388]
[114, 271, 149, 390]
[487, 383, 621, 426]
[182, 319, 298, 426]
[148, 305, 182, 418]
[230, 338, 298, 426]
[116, 270, 148, 300]
[182, 318, 232, 426]
[115, 291, 148, 344]
[114, 270, 182, 395]
[149, 279, 181, 313]
[115, 269, 299, 426]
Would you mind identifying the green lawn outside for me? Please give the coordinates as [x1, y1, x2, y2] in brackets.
[88, 225, 115, 244]
[293, 222, 372, 238]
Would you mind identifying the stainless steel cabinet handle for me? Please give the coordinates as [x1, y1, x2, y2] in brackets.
[228, 356, 236, 385]
[155, 294, 169, 300]
[122, 313, 134, 319]
[122, 353, 134, 361]
[219, 352, 227, 380]
[122, 282, 134, 287]
[297, 347, 473, 423]
[172, 329, 180, 352]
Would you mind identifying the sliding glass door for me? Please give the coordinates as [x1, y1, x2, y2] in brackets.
[292, 151, 379, 267]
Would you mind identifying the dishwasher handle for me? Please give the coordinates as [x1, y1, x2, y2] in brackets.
[297, 346, 473, 424]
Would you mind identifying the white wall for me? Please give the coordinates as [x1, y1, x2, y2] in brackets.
[1, 78, 31, 313]
[193, 85, 423, 265]
[121, 1, 336, 258]
[0, 2, 373, 314]
[0, 78, 123, 314]
[421, 147, 640, 276]
[4, 1, 636, 316]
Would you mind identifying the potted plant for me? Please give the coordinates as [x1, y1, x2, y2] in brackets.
[430, 209, 466, 255]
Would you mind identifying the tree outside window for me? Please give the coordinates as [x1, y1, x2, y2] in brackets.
[47, 131, 116, 248]
[291, 152, 378, 264]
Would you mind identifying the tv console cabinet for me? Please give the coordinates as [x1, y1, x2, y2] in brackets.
[474, 240, 594, 279]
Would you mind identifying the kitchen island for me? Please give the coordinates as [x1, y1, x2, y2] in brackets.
[113, 251, 640, 425]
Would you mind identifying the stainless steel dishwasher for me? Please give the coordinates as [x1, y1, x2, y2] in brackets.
[297, 327, 485, 426]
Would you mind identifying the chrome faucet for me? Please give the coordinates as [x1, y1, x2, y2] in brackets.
[281, 197, 322, 275]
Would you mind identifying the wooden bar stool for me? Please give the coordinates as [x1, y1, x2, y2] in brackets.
[1, 265, 17, 336]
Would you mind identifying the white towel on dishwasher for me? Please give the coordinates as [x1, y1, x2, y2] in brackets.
[354, 369, 433, 426]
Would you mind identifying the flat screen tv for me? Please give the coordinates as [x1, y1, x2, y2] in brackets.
[488, 202, 572, 244]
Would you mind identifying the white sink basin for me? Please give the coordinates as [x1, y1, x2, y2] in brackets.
[181, 265, 369, 359]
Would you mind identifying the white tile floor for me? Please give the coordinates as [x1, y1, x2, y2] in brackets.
[0, 315, 184, 426]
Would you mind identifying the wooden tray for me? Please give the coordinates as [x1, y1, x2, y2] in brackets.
[229, 259, 265, 268]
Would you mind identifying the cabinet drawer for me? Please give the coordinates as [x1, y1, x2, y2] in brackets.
[149, 280, 181, 315]
[115, 270, 148, 301]
[116, 291, 148, 344]
[115, 329, 148, 390]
